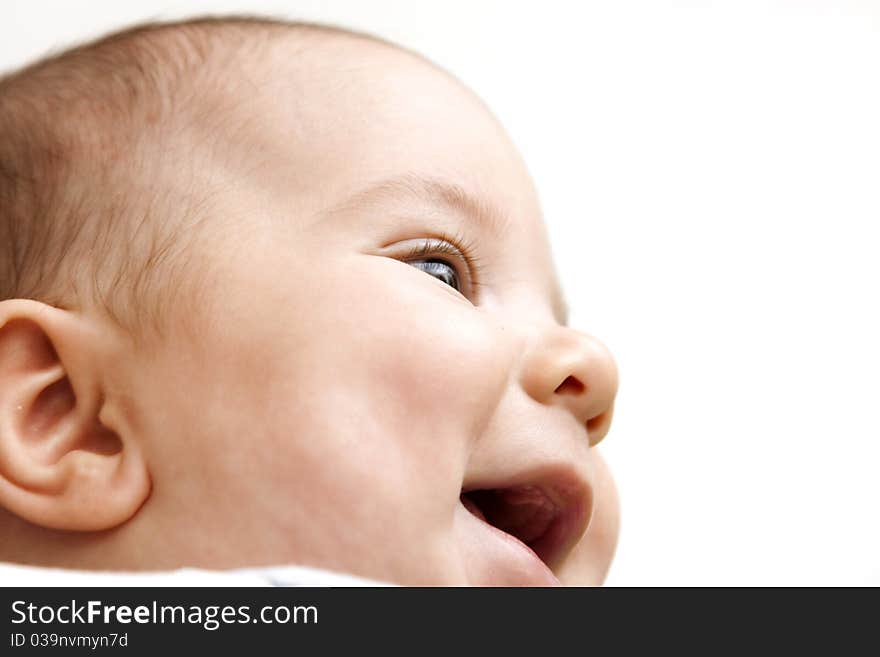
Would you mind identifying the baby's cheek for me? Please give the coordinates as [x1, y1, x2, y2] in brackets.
[361, 314, 509, 490]
[249, 256, 513, 487]
[329, 283, 511, 461]
[324, 264, 510, 426]
[377, 311, 505, 421]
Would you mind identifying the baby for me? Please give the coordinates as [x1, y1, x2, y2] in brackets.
[0, 17, 619, 586]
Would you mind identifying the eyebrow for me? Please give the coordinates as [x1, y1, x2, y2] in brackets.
[326, 172, 570, 326]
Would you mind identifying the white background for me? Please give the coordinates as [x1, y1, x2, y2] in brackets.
[3, 1, 878, 585]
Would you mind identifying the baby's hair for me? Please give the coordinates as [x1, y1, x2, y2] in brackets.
[0, 16, 407, 344]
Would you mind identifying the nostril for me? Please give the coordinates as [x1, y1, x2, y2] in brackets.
[554, 375, 585, 395]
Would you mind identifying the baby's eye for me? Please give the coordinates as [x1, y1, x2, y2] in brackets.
[397, 235, 481, 299]
[409, 258, 461, 292]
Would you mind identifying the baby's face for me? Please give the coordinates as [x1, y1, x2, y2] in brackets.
[132, 38, 619, 585]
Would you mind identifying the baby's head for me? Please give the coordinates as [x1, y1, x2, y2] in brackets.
[0, 17, 619, 585]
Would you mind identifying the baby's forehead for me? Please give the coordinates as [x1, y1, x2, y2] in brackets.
[219, 42, 528, 199]
[153, 31, 482, 177]
[150, 27, 558, 320]
[194, 36, 559, 300]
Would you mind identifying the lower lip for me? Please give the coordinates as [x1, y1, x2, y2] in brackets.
[457, 502, 561, 586]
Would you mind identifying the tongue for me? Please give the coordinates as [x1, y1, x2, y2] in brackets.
[466, 486, 558, 546]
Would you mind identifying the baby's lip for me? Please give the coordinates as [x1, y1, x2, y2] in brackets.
[457, 466, 593, 585]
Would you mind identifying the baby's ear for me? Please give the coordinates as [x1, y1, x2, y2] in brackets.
[0, 299, 150, 530]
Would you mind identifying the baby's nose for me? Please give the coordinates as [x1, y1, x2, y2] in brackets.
[518, 326, 619, 446]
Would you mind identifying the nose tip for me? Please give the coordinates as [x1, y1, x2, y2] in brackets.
[520, 327, 619, 446]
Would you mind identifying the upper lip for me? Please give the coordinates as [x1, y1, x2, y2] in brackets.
[460, 464, 593, 572]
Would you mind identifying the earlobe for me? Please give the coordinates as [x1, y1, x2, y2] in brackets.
[0, 299, 150, 531]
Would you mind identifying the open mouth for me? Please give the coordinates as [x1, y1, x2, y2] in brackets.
[460, 485, 572, 570]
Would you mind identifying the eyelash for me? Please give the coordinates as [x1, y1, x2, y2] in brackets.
[401, 229, 485, 295]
